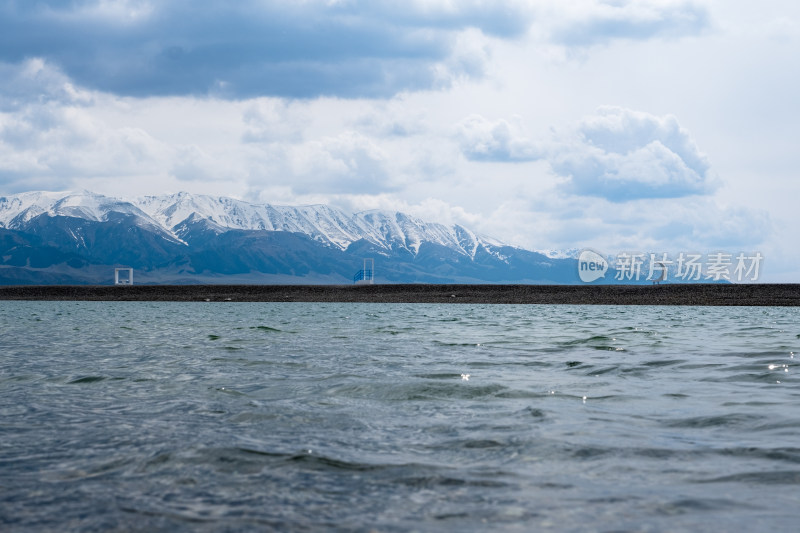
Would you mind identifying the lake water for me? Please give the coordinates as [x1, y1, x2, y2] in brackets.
[1, 302, 799, 532]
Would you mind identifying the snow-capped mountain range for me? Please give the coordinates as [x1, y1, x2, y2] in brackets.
[0, 190, 501, 258]
[0, 189, 582, 285]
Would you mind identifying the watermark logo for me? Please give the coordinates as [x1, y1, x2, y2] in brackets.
[578, 249, 608, 283]
[577, 250, 764, 283]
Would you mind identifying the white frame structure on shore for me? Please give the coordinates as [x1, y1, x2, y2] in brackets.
[114, 268, 133, 285]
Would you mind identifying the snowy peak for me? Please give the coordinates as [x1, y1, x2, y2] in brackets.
[0, 190, 512, 260]
[134, 192, 272, 231]
[129, 191, 504, 257]
[132, 193, 369, 249]
[0, 190, 178, 242]
[270, 204, 373, 250]
[0, 190, 97, 226]
[352, 210, 499, 259]
[354, 211, 443, 254]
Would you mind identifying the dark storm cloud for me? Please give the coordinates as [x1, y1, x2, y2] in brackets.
[0, 0, 532, 99]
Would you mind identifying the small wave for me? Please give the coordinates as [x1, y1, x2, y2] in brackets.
[676, 363, 727, 372]
[713, 446, 800, 465]
[441, 438, 507, 450]
[339, 381, 511, 401]
[661, 413, 762, 429]
[586, 365, 620, 376]
[250, 326, 283, 332]
[702, 372, 788, 384]
[433, 340, 483, 347]
[261, 448, 452, 478]
[55, 456, 136, 480]
[210, 356, 249, 363]
[214, 386, 246, 396]
[568, 445, 613, 460]
[414, 373, 464, 379]
[493, 389, 560, 399]
[373, 326, 408, 335]
[68, 376, 107, 384]
[179, 446, 285, 475]
[399, 474, 509, 489]
[560, 335, 613, 346]
[656, 497, 754, 513]
[694, 470, 800, 485]
[643, 359, 685, 368]
[286, 451, 387, 472]
[525, 407, 547, 419]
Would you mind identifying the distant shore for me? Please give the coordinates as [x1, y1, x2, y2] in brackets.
[1, 284, 799, 305]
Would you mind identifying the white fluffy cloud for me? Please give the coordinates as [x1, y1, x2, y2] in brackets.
[453, 107, 714, 201]
[455, 114, 540, 162]
[0, 60, 242, 193]
[242, 99, 308, 144]
[0, 101, 169, 190]
[547, 106, 714, 201]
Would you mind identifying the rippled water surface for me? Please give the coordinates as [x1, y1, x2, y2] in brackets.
[2, 302, 800, 531]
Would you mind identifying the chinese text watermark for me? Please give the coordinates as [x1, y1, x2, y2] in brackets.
[578, 250, 763, 283]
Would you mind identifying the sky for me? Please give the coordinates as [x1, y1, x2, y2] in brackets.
[0, 0, 798, 281]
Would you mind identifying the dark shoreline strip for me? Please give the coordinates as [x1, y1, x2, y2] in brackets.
[0, 284, 799, 305]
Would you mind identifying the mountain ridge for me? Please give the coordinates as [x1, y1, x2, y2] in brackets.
[1, 190, 508, 259]
[1, 189, 582, 285]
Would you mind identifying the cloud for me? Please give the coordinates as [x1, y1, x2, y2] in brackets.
[242, 99, 308, 144]
[249, 131, 393, 196]
[546, 106, 715, 201]
[0, 0, 534, 100]
[452, 106, 712, 203]
[352, 99, 429, 138]
[546, 0, 710, 47]
[432, 27, 493, 86]
[0, 59, 93, 111]
[649, 203, 771, 250]
[0, 87, 173, 192]
[0, 1, 714, 101]
[488, 192, 771, 257]
[455, 114, 540, 162]
[170, 144, 242, 183]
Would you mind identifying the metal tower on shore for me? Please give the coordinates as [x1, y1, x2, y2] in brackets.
[354, 258, 374, 285]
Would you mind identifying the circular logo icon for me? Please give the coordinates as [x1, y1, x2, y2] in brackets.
[578, 249, 608, 283]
